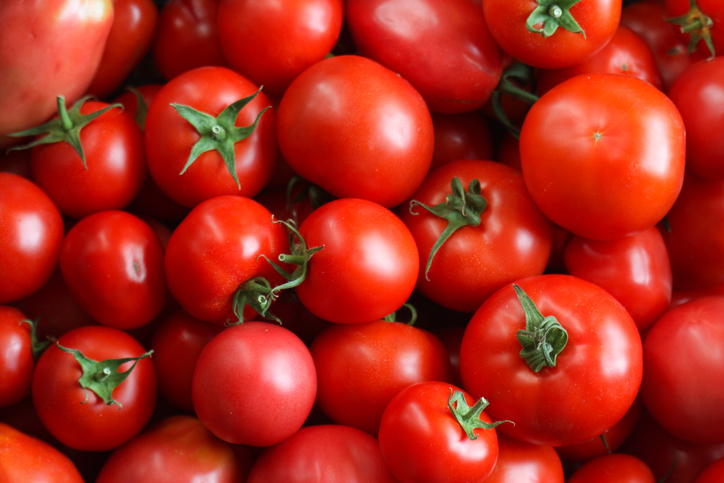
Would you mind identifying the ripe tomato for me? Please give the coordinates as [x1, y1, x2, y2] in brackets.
[484, 434, 565, 483]
[277, 55, 434, 208]
[0, 173, 64, 304]
[378, 381, 502, 483]
[567, 454, 656, 483]
[32, 326, 157, 451]
[460, 275, 643, 446]
[519, 74, 686, 241]
[346, 0, 503, 113]
[191, 322, 317, 446]
[0, 307, 35, 408]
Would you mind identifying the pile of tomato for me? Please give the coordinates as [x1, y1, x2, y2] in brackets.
[2, 0, 724, 481]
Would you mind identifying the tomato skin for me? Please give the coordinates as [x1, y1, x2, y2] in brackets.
[191, 322, 317, 447]
[519, 74, 685, 241]
[460, 275, 643, 447]
[60, 211, 167, 330]
[564, 226, 672, 332]
[0, 0, 113, 138]
[145, 66, 277, 208]
[484, 434, 564, 483]
[32, 326, 157, 452]
[277, 55, 434, 208]
[567, 454, 656, 483]
[0, 307, 34, 408]
[399, 160, 553, 313]
[248, 424, 396, 482]
[378, 381, 500, 483]
[346, 0, 502, 114]
[0, 423, 84, 483]
[296, 198, 419, 324]
[483, 0, 621, 69]
[640, 296, 724, 444]
[96, 415, 249, 483]
[0, 173, 64, 304]
[311, 320, 453, 435]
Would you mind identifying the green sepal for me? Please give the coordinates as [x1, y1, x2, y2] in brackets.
[125, 86, 149, 130]
[8, 96, 121, 169]
[20, 318, 51, 361]
[381, 303, 418, 326]
[526, 0, 586, 38]
[409, 177, 487, 280]
[667, 0, 716, 60]
[56, 342, 153, 409]
[231, 276, 277, 325]
[448, 389, 512, 440]
[513, 284, 568, 373]
[172, 87, 270, 189]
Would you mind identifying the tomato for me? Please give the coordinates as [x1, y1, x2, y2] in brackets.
[0, 173, 64, 304]
[32, 326, 157, 451]
[567, 454, 656, 483]
[152, 0, 229, 81]
[519, 74, 686, 241]
[311, 319, 452, 435]
[640, 296, 724, 444]
[430, 112, 494, 171]
[0, 0, 113, 142]
[0, 423, 83, 483]
[666, 0, 723, 59]
[483, 0, 621, 69]
[535, 25, 663, 96]
[346, 0, 502, 113]
[667, 57, 724, 180]
[290, 198, 419, 324]
[60, 211, 166, 330]
[563, 226, 672, 332]
[86, 0, 158, 99]
[399, 160, 552, 313]
[96, 415, 250, 483]
[0, 307, 35, 408]
[460, 275, 643, 446]
[484, 434, 565, 483]
[164, 195, 289, 324]
[191, 322, 317, 446]
[248, 424, 396, 482]
[378, 381, 502, 483]
[145, 66, 277, 208]
[277, 55, 434, 208]
[697, 457, 724, 483]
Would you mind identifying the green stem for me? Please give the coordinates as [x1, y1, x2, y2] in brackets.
[448, 389, 512, 440]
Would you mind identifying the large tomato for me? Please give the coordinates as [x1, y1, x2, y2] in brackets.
[460, 275, 643, 446]
[519, 74, 686, 241]
[277, 55, 434, 208]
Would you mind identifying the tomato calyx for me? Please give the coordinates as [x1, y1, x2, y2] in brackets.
[20, 317, 52, 361]
[526, 0, 586, 38]
[171, 87, 270, 189]
[8, 96, 122, 169]
[667, 0, 716, 59]
[56, 342, 153, 409]
[448, 389, 511, 440]
[382, 303, 418, 326]
[232, 276, 278, 324]
[513, 284, 568, 373]
[409, 177, 487, 280]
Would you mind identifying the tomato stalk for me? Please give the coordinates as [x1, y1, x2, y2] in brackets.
[232, 276, 278, 324]
[513, 284, 568, 373]
[447, 389, 511, 440]
[667, 0, 716, 59]
[382, 303, 418, 326]
[20, 318, 51, 361]
[526, 0, 586, 38]
[490, 62, 539, 139]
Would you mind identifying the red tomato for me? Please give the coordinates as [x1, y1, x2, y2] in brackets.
[277, 55, 434, 208]
[191, 322, 317, 446]
[641, 296, 724, 444]
[145, 66, 277, 208]
[460, 275, 643, 446]
[164, 195, 289, 324]
[0, 423, 83, 483]
[96, 415, 250, 483]
[0, 0, 113, 140]
[248, 424, 396, 482]
[483, 0, 621, 69]
[564, 226, 673, 332]
[399, 160, 553, 313]
[346, 0, 502, 113]
[293, 198, 419, 324]
[519, 74, 686, 241]
[86, 0, 158, 99]
[0, 307, 34, 408]
[430, 112, 494, 170]
[697, 457, 724, 483]
[0, 173, 64, 304]
[378, 381, 502, 483]
[567, 454, 656, 483]
[60, 211, 167, 330]
[484, 434, 565, 483]
[32, 326, 157, 451]
[667, 58, 724, 180]
[311, 320, 453, 435]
